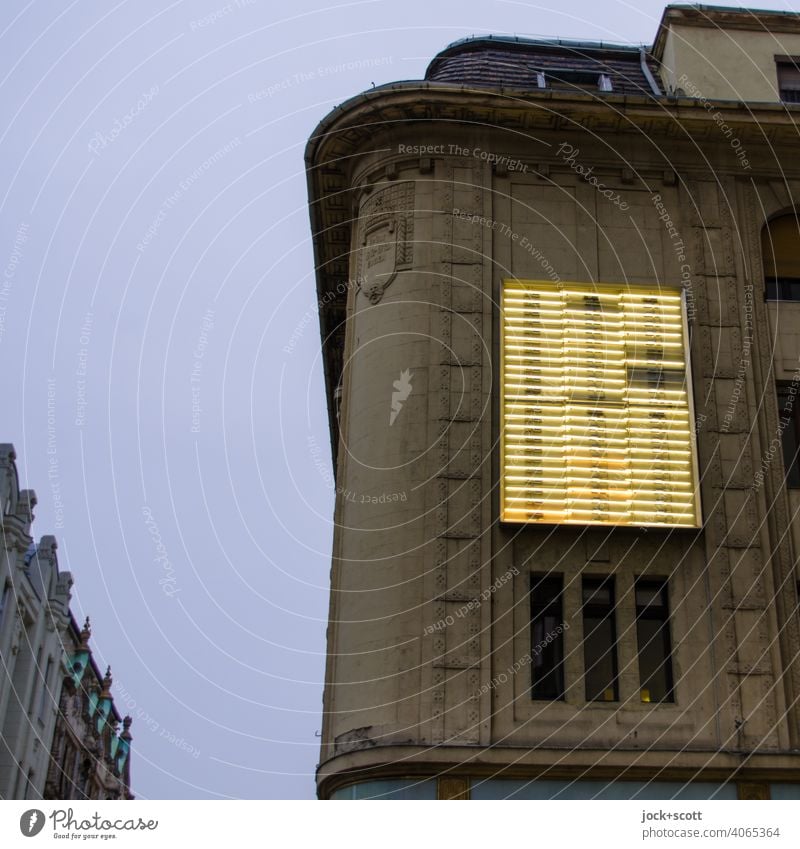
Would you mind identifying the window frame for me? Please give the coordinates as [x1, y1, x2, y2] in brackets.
[777, 382, 800, 488]
[531, 66, 614, 93]
[530, 573, 566, 701]
[37, 656, 54, 722]
[581, 575, 619, 703]
[765, 276, 800, 302]
[762, 212, 800, 301]
[634, 578, 675, 704]
[776, 55, 800, 103]
[0, 580, 11, 635]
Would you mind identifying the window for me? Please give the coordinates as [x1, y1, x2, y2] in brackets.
[0, 581, 11, 634]
[766, 279, 800, 300]
[37, 658, 54, 721]
[24, 769, 35, 800]
[776, 56, 800, 103]
[582, 576, 618, 702]
[777, 383, 800, 488]
[530, 573, 565, 700]
[532, 66, 613, 93]
[500, 280, 700, 527]
[763, 214, 800, 300]
[635, 579, 674, 703]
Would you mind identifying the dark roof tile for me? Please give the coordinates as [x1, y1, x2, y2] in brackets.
[425, 39, 659, 97]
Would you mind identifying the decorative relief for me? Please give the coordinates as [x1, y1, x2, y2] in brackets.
[441, 273, 452, 310]
[726, 674, 744, 730]
[333, 726, 375, 755]
[470, 365, 482, 421]
[441, 311, 452, 347]
[723, 491, 760, 548]
[436, 479, 448, 532]
[356, 181, 415, 304]
[451, 265, 483, 313]
[431, 669, 445, 744]
[468, 541, 481, 592]
[467, 668, 480, 726]
[427, 162, 484, 748]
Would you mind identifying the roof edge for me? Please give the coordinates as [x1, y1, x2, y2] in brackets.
[653, 4, 800, 61]
[425, 35, 649, 81]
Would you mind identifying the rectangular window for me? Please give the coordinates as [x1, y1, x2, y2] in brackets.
[37, 658, 54, 721]
[582, 576, 618, 702]
[598, 74, 613, 92]
[0, 581, 11, 634]
[777, 56, 800, 103]
[777, 383, 800, 488]
[530, 573, 565, 700]
[765, 277, 800, 301]
[533, 67, 614, 93]
[635, 579, 674, 703]
[500, 280, 701, 527]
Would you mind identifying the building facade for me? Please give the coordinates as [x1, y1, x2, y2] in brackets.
[44, 616, 132, 800]
[306, 5, 800, 799]
[0, 443, 132, 800]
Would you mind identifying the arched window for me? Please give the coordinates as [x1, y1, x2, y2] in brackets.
[763, 213, 800, 300]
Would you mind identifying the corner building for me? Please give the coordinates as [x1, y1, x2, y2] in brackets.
[306, 4, 800, 800]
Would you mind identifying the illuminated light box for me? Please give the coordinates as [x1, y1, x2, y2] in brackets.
[500, 280, 701, 527]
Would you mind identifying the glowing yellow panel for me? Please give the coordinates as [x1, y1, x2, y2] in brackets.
[500, 280, 701, 528]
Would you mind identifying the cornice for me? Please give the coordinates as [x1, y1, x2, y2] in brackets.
[653, 6, 800, 61]
[316, 743, 800, 798]
[306, 82, 800, 452]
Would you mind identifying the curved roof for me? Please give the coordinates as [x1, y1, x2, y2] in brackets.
[425, 35, 660, 97]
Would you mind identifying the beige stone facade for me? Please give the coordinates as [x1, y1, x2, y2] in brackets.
[307, 5, 800, 799]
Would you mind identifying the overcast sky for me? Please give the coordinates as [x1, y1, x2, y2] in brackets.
[0, 0, 795, 800]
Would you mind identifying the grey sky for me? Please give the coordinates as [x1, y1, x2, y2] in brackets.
[0, 0, 794, 800]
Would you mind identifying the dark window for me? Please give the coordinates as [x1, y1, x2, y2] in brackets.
[777, 383, 800, 488]
[635, 579, 674, 703]
[24, 770, 34, 800]
[530, 573, 565, 700]
[763, 214, 800, 300]
[37, 658, 54, 721]
[0, 581, 11, 634]
[532, 66, 613, 93]
[777, 56, 800, 103]
[765, 277, 800, 301]
[582, 576, 618, 702]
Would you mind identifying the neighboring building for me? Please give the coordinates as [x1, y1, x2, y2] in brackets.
[306, 5, 800, 799]
[0, 445, 72, 799]
[44, 616, 133, 800]
[0, 443, 132, 799]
